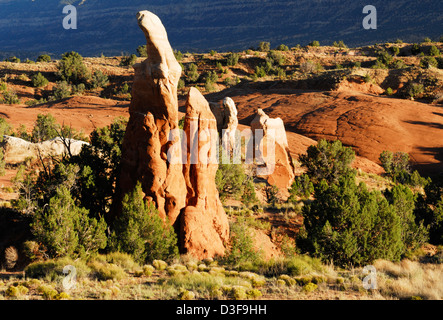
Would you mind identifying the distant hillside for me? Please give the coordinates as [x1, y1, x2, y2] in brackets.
[0, 0, 441, 59]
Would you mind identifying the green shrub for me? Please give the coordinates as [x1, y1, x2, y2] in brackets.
[299, 139, 355, 184]
[386, 87, 394, 95]
[411, 44, 421, 55]
[258, 42, 270, 52]
[37, 54, 52, 63]
[377, 51, 393, 66]
[302, 282, 318, 293]
[378, 151, 429, 187]
[177, 78, 185, 90]
[105, 252, 139, 272]
[391, 59, 407, 69]
[5, 286, 20, 298]
[265, 185, 279, 207]
[88, 260, 126, 281]
[143, 264, 155, 276]
[379, 150, 419, 184]
[332, 40, 347, 48]
[288, 174, 314, 202]
[420, 56, 438, 68]
[31, 72, 49, 88]
[186, 63, 200, 82]
[278, 274, 296, 286]
[362, 74, 371, 83]
[215, 162, 257, 205]
[406, 82, 424, 98]
[204, 71, 218, 92]
[309, 40, 320, 47]
[109, 182, 179, 264]
[136, 44, 148, 57]
[70, 117, 127, 219]
[413, 180, 443, 245]
[174, 50, 183, 61]
[153, 259, 168, 271]
[391, 46, 400, 56]
[90, 70, 109, 89]
[37, 285, 58, 300]
[31, 185, 107, 258]
[1, 90, 20, 104]
[223, 218, 263, 267]
[226, 52, 240, 66]
[5, 56, 20, 63]
[276, 44, 289, 51]
[25, 257, 91, 280]
[268, 50, 285, 66]
[73, 83, 86, 94]
[246, 288, 262, 298]
[284, 255, 325, 276]
[57, 51, 91, 85]
[56, 292, 71, 300]
[429, 45, 440, 56]
[300, 173, 406, 267]
[52, 81, 71, 100]
[254, 65, 267, 78]
[384, 184, 428, 252]
[30, 113, 59, 142]
[178, 289, 196, 300]
[119, 54, 137, 67]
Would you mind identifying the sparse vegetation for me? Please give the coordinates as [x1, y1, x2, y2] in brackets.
[119, 54, 137, 67]
[136, 44, 148, 57]
[185, 63, 200, 82]
[36, 54, 52, 63]
[90, 70, 109, 89]
[226, 52, 240, 66]
[1, 39, 443, 302]
[57, 51, 91, 85]
[31, 72, 49, 88]
[258, 42, 271, 52]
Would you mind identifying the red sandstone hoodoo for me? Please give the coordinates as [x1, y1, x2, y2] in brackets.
[112, 11, 230, 260]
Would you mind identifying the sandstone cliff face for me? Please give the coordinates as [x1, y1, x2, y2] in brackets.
[250, 109, 295, 195]
[113, 11, 229, 260]
[180, 88, 230, 259]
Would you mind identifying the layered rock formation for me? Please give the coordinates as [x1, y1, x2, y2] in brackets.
[250, 109, 295, 195]
[180, 88, 230, 258]
[1, 136, 88, 164]
[113, 11, 186, 224]
[210, 97, 239, 151]
[113, 11, 229, 259]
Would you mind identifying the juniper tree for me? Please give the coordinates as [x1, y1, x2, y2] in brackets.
[109, 182, 179, 263]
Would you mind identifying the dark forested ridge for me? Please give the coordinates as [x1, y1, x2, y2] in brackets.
[0, 0, 441, 59]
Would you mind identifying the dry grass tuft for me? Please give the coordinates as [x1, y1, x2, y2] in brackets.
[374, 259, 443, 300]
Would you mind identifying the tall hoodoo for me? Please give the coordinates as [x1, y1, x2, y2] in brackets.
[180, 88, 230, 259]
[112, 11, 186, 224]
[113, 11, 229, 260]
[250, 108, 295, 195]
